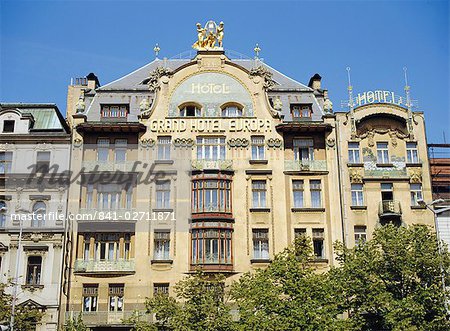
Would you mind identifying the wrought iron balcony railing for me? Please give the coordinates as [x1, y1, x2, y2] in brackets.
[65, 311, 151, 326]
[74, 259, 135, 274]
[378, 200, 402, 217]
[191, 159, 233, 171]
[81, 160, 138, 172]
[284, 160, 327, 172]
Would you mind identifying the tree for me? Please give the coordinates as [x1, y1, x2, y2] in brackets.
[145, 271, 235, 331]
[122, 310, 157, 331]
[0, 281, 43, 331]
[230, 235, 347, 331]
[331, 224, 450, 331]
[62, 313, 89, 331]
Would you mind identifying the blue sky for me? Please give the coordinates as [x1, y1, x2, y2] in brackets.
[1, 0, 448, 142]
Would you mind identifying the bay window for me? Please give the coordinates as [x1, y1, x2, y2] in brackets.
[191, 222, 233, 265]
[192, 178, 232, 213]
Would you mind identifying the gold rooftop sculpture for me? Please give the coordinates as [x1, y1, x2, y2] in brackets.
[192, 20, 224, 50]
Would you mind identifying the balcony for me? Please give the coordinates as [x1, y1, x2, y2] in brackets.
[378, 200, 402, 224]
[66, 311, 151, 326]
[74, 259, 135, 275]
[81, 160, 138, 172]
[191, 159, 233, 171]
[284, 160, 327, 173]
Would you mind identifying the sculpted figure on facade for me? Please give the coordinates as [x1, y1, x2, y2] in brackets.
[249, 65, 277, 90]
[192, 21, 224, 50]
[145, 67, 172, 92]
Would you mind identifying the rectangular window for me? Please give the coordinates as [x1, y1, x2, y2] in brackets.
[191, 227, 232, 265]
[252, 229, 269, 260]
[196, 137, 226, 160]
[312, 229, 324, 258]
[26, 256, 42, 285]
[377, 142, 389, 164]
[351, 184, 364, 206]
[156, 181, 170, 209]
[83, 284, 98, 312]
[89, 233, 124, 261]
[406, 142, 419, 163]
[101, 105, 128, 118]
[115, 139, 127, 162]
[97, 139, 110, 162]
[252, 180, 267, 208]
[36, 151, 51, 173]
[348, 142, 360, 163]
[3, 120, 15, 133]
[153, 283, 170, 296]
[157, 136, 171, 160]
[192, 179, 231, 213]
[294, 228, 306, 239]
[292, 180, 304, 208]
[310, 180, 322, 208]
[86, 184, 94, 209]
[0, 201, 6, 228]
[109, 284, 124, 312]
[293, 139, 314, 161]
[0, 152, 12, 174]
[154, 231, 170, 260]
[410, 183, 423, 206]
[354, 226, 367, 244]
[291, 104, 312, 120]
[251, 136, 265, 160]
[96, 184, 122, 210]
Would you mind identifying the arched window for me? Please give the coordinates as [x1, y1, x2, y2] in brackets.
[0, 201, 6, 227]
[221, 103, 243, 117]
[32, 201, 46, 227]
[179, 103, 202, 117]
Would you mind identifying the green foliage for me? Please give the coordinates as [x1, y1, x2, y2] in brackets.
[331, 224, 450, 331]
[122, 310, 157, 331]
[145, 271, 235, 331]
[231, 235, 347, 331]
[0, 281, 44, 331]
[62, 313, 89, 331]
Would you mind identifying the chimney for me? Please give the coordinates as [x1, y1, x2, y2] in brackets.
[308, 73, 322, 90]
[86, 73, 100, 90]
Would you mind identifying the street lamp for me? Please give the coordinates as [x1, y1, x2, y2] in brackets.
[418, 198, 450, 314]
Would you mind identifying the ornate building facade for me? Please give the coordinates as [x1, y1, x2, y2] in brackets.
[1, 21, 433, 330]
[0, 103, 71, 330]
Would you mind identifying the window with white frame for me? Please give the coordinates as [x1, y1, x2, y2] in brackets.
[251, 136, 265, 160]
[312, 229, 325, 258]
[191, 225, 233, 265]
[0, 152, 12, 174]
[83, 284, 98, 312]
[157, 136, 171, 160]
[293, 139, 314, 161]
[410, 183, 423, 206]
[156, 181, 170, 209]
[406, 142, 419, 163]
[86, 184, 94, 209]
[310, 180, 322, 208]
[222, 105, 243, 117]
[101, 105, 128, 118]
[32, 201, 46, 227]
[153, 283, 170, 296]
[292, 180, 304, 208]
[180, 104, 201, 117]
[351, 184, 364, 206]
[252, 229, 269, 260]
[291, 104, 312, 120]
[36, 151, 51, 172]
[82, 233, 131, 261]
[354, 226, 367, 244]
[109, 284, 124, 312]
[252, 180, 267, 208]
[114, 139, 127, 162]
[26, 256, 42, 285]
[196, 137, 226, 160]
[192, 179, 232, 213]
[348, 142, 360, 163]
[97, 184, 122, 210]
[376, 142, 389, 164]
[154, 231, 170, 260]
[97, 138, 110, 162]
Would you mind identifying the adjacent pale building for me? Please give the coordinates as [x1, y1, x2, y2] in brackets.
[0, 103, 71, 330]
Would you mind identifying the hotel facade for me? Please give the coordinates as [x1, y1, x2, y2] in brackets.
[0, 21, 436, 330]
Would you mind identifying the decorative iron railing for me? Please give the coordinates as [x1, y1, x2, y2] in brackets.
[284, 160, 327, 172]
[74, 259, 135, 273]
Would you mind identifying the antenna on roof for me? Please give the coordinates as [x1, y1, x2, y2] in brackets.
[346, 67, 356, 137]
[403, 67, 414, 136]
[154, 43, 161, 59]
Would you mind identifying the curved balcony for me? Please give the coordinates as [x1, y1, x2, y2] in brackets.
[378, 200, 402, 225]
[74, 259, 135, 275]
[284, 160, 327, 172]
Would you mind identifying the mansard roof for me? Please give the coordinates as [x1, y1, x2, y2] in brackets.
[97, 57, 311, 92]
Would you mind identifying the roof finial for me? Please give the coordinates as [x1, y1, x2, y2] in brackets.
[254, 43, 261, 59]
[154, 43, 161, 59]
[403, 67, 414, 136]
[346, 67, 354, 110]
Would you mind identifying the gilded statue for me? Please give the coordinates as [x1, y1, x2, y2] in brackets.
[192, 21, 224, 50]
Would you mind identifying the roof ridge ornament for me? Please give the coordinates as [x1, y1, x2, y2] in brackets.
[403, 67, 414, 138]
[192, 21, 224, 51]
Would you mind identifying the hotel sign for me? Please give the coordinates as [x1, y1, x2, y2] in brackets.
[149, 118, 271, 133]
[354, 90, 405, 107]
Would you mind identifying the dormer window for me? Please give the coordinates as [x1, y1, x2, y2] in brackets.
[179, 103, 202, 117]
[291, 104, 312, 121]
[221, 103, 243, 117]
[3, 120, 15, 133]
[101, 105, 128, 119]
